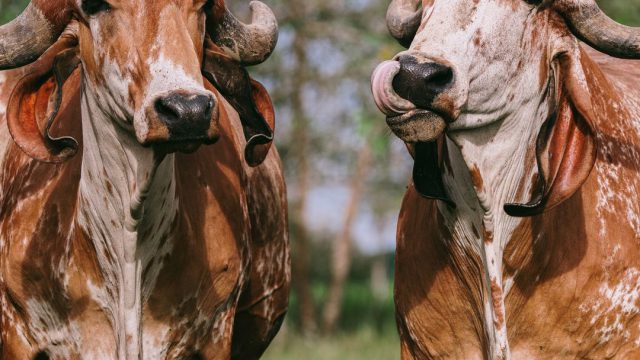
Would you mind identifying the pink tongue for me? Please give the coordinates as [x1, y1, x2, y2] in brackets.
[370, 60, 415, 116]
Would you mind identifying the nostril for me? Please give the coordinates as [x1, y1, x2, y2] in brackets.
[425, 67, 454, 88]
[155, 97, 180, 123]
[154, 95, 184, 124]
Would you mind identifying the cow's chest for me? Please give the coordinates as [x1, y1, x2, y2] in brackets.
[2, 187, 251, 359]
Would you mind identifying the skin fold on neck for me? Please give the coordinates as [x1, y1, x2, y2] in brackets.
[436, 90, 552, 358]
[76, 82, 179, 360]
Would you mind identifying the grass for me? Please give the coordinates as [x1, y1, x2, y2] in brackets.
[262, 325, 400, 360]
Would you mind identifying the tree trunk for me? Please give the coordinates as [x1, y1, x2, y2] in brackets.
[321, 144, 372, 334]
[289, 8, 318, 335]
[370, 219, 390, 301]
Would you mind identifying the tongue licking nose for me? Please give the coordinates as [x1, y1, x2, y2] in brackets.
[371, 60, 416, 116]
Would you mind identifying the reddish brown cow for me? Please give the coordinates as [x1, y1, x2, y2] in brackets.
[0, 1, 289, 359]
[372, 0, 640, 358]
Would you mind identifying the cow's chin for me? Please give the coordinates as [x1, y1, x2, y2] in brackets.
[138, 133, 221, 154]
[152, 138, 219, 155]
[134, 116, 221, 154]
[387, 109, 447, 143]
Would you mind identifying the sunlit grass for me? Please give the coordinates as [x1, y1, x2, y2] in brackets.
[263, 325, 400, 360]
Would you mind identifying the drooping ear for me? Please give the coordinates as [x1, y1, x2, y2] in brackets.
[7, 33, 80, 163]
[202, 40, 275, 167]
[504, 46, 611, 217]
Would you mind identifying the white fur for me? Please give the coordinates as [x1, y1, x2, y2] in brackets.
[78, 76, 178, 359]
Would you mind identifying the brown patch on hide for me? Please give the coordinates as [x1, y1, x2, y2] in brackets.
[538, 39, 549, 90]
[483, 228, 494, 244]
[470, 164, 484, 192]
[495, 0, 519, 11]
[473, 29, 482, 47]
[395, 188, 487, 358]
[490, 278, 505, 329]
[34, 0, 74, 29]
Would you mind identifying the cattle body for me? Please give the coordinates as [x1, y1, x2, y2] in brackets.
[0, 1, 289, 359]
[372, 0, 640, 359]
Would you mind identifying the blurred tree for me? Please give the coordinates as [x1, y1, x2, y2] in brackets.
[287, 0, 319, 335]
[323, 139, 372, 334]
[237, 0, 407, 337]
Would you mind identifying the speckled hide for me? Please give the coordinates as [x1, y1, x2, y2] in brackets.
[0, 67, 289, 360]
[375, 0, 640, 359]
[0, 1, 288, 359]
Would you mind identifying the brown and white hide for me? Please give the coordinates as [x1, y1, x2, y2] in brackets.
[0, 1, 290, 360]
[372, 0, 640, 359]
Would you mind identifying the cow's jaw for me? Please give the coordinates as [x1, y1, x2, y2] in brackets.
[77, 86, 178, 359]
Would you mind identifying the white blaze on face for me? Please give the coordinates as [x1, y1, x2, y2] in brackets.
[133, 53, 208, 141]
[133, 5, 211, 142]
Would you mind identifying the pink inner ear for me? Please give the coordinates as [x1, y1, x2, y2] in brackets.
[7, 37, 80, 164]
[244, 79, 275, 167]
[504, 49, 601, 217]
[8, 71, 55, 161]
[250, 79, 275, 134]
[540, 92, 597, 210]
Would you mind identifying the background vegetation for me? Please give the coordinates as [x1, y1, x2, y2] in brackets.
[1, 0, 638, 359]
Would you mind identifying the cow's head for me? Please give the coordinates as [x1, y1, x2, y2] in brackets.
[372, 0, 640, 215]
[0, 0, 277, 166]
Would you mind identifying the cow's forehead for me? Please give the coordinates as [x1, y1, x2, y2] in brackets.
[413, 0, 544, 52]
[77, 0, 209, 115]
[424, 0, 531, 21]
[77, 0, 204, 9]
[80, 0, 206, 63]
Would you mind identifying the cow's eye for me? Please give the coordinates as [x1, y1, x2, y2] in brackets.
[82, 0, 111, 16]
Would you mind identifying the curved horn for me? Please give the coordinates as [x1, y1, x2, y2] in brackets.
[386, 0, 422, 48]
[0, 1, 73, 70]
[556, 0, 640, 59]
[208, 1, 278, 66]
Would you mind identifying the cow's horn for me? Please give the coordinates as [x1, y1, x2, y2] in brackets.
[0, 1, 72, 70]
[209, 1, 278, 66]
[387, 0, 422, 48]
[558, 0, 640, 59]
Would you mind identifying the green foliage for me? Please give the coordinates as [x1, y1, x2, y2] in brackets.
[598, 0, 640, 26]
[0, 0, 26, 23]
[286, 239, 396, 334]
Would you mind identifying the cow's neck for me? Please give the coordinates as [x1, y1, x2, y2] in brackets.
[438, 96, 549, 359]
[77, 89, 178, 360]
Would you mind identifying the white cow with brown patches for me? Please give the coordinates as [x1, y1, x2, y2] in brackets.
[0, 0, 289, 359]
[372, 0, 640, 358]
